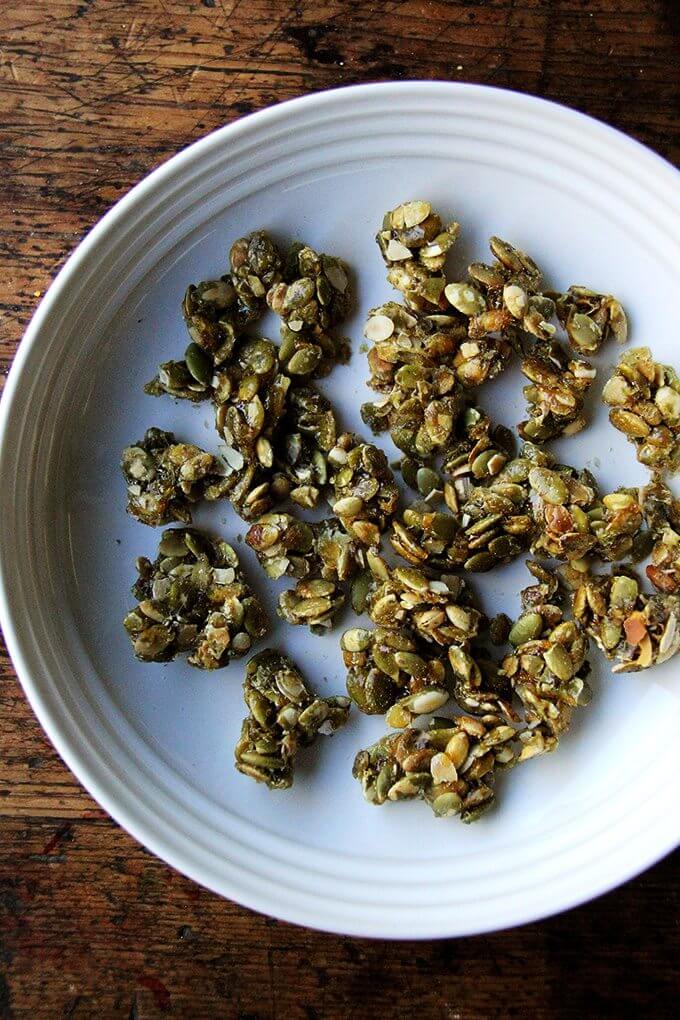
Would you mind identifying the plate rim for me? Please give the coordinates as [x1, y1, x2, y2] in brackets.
[1, 81, 679, 938]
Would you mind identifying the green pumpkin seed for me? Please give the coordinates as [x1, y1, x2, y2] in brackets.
[464, 551, 496, 572]
[444, 282, 486, 316]
[431, 792, 462, 817]
[543, 643, 576, 681]
[509, 612, 543, 646]
[287, 346, 322, 376]
[417, 466, 440, 498]
[185, 342, 213, 386]
[528, 467, 568, 505]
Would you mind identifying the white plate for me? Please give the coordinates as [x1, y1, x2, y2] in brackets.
[1, 83, 679, 939]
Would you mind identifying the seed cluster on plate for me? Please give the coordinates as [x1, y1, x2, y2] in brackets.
[120, 204, 680, 819]
[236, 650, 350, 789]
[123, 527, 268, 667]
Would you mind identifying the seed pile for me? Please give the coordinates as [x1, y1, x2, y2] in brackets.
[121, 206, 679, 817]
[353, 714, 517, 822]
[602, 346, 680, 473]
[122, 428, 225, 526]
[235, 650, 350, 789]
[124, 527, 268, 667]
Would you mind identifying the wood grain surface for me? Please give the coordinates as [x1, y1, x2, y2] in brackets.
[1, 1, 678, 1017]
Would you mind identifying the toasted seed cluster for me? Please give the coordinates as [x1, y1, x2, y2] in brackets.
[210, 341, 338, 520]
[148, 233, 352, 395]
[145, 233, 353, 523]
[281, 386, 338, 504]
[391, 442, 543, 573]
[365, 554, 483, 647]
[328, 433, 400, 546]
[572, 570, 680, 672]
[528, 462, 646, 563]
[182, 275, 244, 358]
[341, 626, 448, 716]
[145, 239, 281, 403]
[121, 427, 227, 526]
[519, 342, 597, 442]
[603, 347, 680, 473]
[230, 230, 284, 321]
[266, 242, 351, 379]
[447, 646, 515, 720]
[144, 346, 216, 403]
[501, 596, 591, 760]
[271, 242, 351, 331]
[441, 406, 514, 483]
[246, 512, 364, 633]
[235, 650, 350, 789]
[278, 577, 346, 632]
[553, 285, 628, 354]
[450, 236, 554, 342]
[361, 306, 467, 460]
[123, 527, 268, 667]
[641, 478, 680, 594]
[376, 201, 461, 312]
[353, 714, 518, 822]
[245, 513, 363, 582]
[366, 213, 629, 484]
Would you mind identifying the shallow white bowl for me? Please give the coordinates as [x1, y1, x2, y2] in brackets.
[1, 83, 679, 938]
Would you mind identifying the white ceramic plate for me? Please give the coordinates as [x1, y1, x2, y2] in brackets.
[1, 83, 679, 939]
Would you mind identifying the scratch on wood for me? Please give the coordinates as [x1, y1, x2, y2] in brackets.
[123, 16, 140, 51]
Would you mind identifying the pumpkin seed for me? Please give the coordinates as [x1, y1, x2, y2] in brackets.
[185, 342, 213, 386]
[528, 467, 568, 505]
[509, 612, 544, 646]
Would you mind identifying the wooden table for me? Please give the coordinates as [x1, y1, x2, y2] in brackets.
[1, 2, 678, 1016]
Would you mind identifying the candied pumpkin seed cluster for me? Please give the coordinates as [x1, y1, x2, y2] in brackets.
[235, 650, 350, 789]
[553, 285, 628, 354]
[364, 555, 483, 647]
[603, 347, 680, 473]
[353, 714, 518, 822]
[641, 478, 680, 594]
[340, 626, 448, 716]
[527, 462, 646, 563]
[145, 234, 355, 524]
[210, 347, 339, 520]
[390, 442, 544, 573]
[246, 511, 365, 634]
[267, 241, 351, 379]
[328, 432, 400, 546]
[572, 570, 680, 672]
[245, 513, 363, 582]
[376, 200, 460, 312]
[501, 569, 592, 759]
[121, 427, 227, 526]
[145, 235, 283, 403]
[124, 527, 268, 667]
[519, 342, 597, 442]
[230, 230, 283, 321]
[450, 237, 551, 345]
